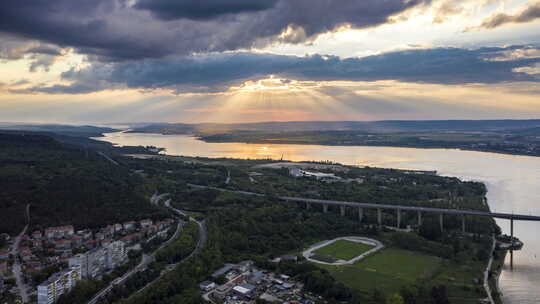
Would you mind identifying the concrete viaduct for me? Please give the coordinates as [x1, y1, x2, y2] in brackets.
[188, 183, 539, 267]
[281, 196, 540, 232]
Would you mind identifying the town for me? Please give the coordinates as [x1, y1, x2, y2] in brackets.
[0, 218, 175, 303]
[199, 259, 317, 304]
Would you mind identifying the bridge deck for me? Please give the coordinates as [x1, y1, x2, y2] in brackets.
[280, 196, 540, 221]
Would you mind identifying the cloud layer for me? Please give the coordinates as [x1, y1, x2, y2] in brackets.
[474, 1, 540, 30]
[0, 0, 429, 62]
[14, 46, 540, 94]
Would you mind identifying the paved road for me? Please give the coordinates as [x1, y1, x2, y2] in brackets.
[97, 151, 119, 166]
[87, 253, 151, 304]
[87, 192, 180, 304]
[225, 170, 230, 185]
[87, 214, 183, 304]
[11, 204, 30, 303]
[483, 235, 497, 304]
[150, 192, 170, 205]
[130, 202, 207, 297]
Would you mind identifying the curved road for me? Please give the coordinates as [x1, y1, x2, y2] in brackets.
[87, 215, 183, 304]
[128, 200, 207, 298]
[87, 192, 178, 303]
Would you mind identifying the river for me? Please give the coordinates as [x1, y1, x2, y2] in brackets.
[96, 131, 540, 304]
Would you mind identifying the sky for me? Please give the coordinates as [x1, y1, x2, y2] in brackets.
[1, 0, 540, 124]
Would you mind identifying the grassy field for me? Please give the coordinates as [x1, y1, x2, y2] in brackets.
[313, 240, 374, 261]
[319, 248, 442, 295]
[319, 246, 490, 303]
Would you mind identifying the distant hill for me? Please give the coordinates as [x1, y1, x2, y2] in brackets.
[128, 119, 540, 135]
[0, 123, 118, 138]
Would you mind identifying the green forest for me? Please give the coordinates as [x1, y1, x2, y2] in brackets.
[0, 133, 168, 235]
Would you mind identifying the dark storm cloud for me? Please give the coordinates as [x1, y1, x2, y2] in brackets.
[15, 46, 540, 94]
[134, 0, 278, 20]
[0, 0, 429, 61]
[474, 1, 540, 30]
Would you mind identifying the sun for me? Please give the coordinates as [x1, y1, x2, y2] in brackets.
[230, 76, 318, 92]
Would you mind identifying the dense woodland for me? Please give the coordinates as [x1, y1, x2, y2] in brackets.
[0, 133, 168, 235]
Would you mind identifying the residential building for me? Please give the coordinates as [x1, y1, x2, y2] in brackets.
[0, 261, 7, 275]
[37, 267, 81, 304]
[105, 241, 127, 269]
[21, 251, 33, 262]
[54, 240, 72, 250]
[32, 239, 43, 249]
[123, 221, 136, 230]
[80, 230, 93, 240]
[69, 248, 107, 280]
[140, 219, 152, 228]
[32, 231, 43, 239]
[114, 223, 123, 233]
[103, 225, 115, 237]
[72, 235, 83, 247]
[45, 226, 74, 240]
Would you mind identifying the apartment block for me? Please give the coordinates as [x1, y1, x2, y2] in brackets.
[37, 267, 81, 304]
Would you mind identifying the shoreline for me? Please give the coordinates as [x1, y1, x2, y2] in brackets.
[113, 131, 540, 159]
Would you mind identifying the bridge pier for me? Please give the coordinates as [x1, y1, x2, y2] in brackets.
[439, 213, 444, 233]
[397, 209, 401, 228]
[358, 207, 364, 223]
[417, 211, 422, 227]
[323, 204, 328, 213]
[510, 217, 514, 270]
[340, 206, 345, 217]
[461, 214, 466, 233]
[306, 202, 311, 210]
[377, 208, 382, 226]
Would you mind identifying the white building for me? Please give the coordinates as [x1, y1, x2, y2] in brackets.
[69, 241, 127, 279]
[105, 240, 127, 269]
[37, 267, 81, 304]
[68, 248, 107, 279]
[44, 226, 74, 240]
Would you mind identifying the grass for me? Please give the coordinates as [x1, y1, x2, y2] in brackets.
[319, 246, 490, 303]
[319, 248, 442, 295]
[313, 240, 374, 261]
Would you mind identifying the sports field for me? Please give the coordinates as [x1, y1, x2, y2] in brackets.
[313, 239, 374, 261]
[319, 248, 442, 294]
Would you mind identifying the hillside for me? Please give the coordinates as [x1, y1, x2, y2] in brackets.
[0, 133, 167, 235]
